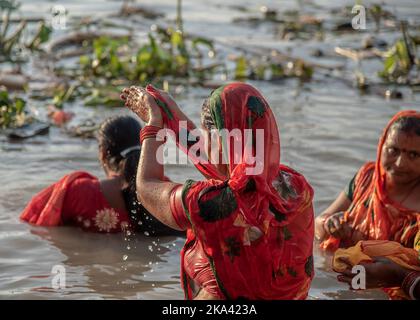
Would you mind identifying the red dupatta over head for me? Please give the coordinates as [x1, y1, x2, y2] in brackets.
[322, 110, 420, 251]
[147, 83, 314, 299]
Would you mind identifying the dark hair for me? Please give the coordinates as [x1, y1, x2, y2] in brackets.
[98, 116, 142, 226]
[201, 97, 215, 130]
[98, 115, 141, 190]
[390, 116, 420, 136]
[98, 115, 183, 236]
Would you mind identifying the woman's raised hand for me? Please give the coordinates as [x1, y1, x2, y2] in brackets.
[120, 86, 162, 126]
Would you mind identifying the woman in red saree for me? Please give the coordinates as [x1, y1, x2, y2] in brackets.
[314, 110, 420, 299]
[121, 82, 315, 300]
[20, 115, 181, 236]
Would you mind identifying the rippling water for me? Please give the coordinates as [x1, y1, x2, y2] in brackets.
[1, 0, 419, 299]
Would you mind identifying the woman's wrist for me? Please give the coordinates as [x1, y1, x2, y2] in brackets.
[394, 265, 411, 285]
[147, 116, 163, 128]
[401, 271, 420, 299]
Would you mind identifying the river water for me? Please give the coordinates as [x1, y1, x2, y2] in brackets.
[1, 0, 419, 299]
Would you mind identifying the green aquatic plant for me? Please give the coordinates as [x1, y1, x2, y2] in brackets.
[0, 1, 51, 61]
[378, 24, 418, 83]
[234, 55, 312, 81]
[26, 21, 52, 51]
[52, 84, 78, 109]
[234, 56, 248, 80]
[79, 36, 130, 79]
[78, 27, 216, 87]
[0, 88, 26, 128]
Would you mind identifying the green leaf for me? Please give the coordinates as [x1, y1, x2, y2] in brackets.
[171, 30, 184, 48]
[235, 56, 248, 80]
[14, 98, 25, 112]
[383, 55, 396, 74]
[38, 23, 52, 44]
[0, 90, 10, 105]
[79, 55, 90, 66]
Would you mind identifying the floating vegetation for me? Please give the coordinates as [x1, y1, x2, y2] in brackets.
[0, 87, 50, 138]
[52, 83, 78, 109]
[76, 28, 217, 84]
[1, 0, 419, 138]
[378, 23, 418, 84]
[0, 88, 26, 128]
[234, 54, 313, 82]
[0, 1, 52, 62]
[50, 24, 218, 106]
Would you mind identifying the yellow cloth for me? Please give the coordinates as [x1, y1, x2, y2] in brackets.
[333, 240, 420, 272]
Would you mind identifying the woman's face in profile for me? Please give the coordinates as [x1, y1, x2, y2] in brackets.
[381, 128, 420, 185]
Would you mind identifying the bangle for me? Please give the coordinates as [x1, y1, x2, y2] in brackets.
[402, 271, 420, 300]
[140, 125, 164, 145]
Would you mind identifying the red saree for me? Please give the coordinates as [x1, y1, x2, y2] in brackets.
[147, 83, 315, 299]
[20, 171, 131, 232]
[321, 110, 420, 251]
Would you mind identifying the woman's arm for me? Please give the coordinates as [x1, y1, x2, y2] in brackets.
[136, 124, 184, 230]
[121, 86, 185, 231]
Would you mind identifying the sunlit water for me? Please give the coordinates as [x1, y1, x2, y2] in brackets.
[1, 0, 419, 299]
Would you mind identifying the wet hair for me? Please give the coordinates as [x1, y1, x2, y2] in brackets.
[201, 97, 215, 130]
[390, 116, 420, 136]
[98, 115, 183, 236]
[98, 115, 141, 188]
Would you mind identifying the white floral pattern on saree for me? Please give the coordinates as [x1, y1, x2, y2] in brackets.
[94, 208, 119, 232]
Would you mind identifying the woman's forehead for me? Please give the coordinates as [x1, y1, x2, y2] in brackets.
[385, 128, 420, 150]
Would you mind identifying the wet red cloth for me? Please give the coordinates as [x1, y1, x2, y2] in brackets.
[148, 83, 315, 300]
[20, 171, 131, 233]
